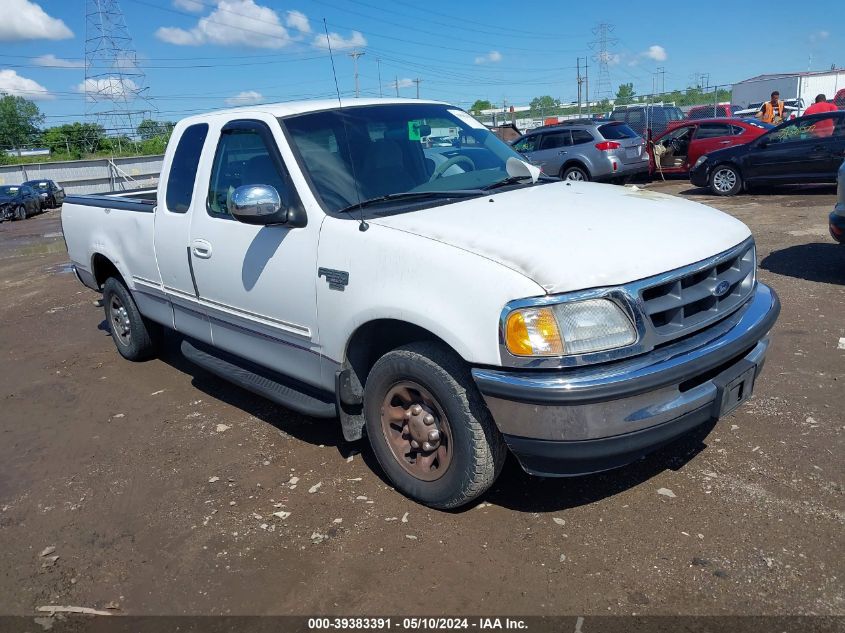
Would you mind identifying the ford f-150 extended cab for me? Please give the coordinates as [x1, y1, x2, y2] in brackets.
[62, 99, 780, 509]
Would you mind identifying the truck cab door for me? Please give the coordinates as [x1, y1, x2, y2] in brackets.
[187, 118, 323, 389]
[154, 122, 213, 342]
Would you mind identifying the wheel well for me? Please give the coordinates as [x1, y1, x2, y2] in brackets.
[560, 160, 590, 177]
[336, 319, 455, 442]
[91, 253, 122, 289]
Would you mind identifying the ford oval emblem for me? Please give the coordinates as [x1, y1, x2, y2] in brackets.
[713, 280, 731, 298]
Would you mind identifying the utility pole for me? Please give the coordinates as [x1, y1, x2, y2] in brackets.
[376, 58, 383, 97]
[577, 57, 585, 115]
[657, 66, 665, 94]
[412, 78, 422, 99]
[394, 75, 399, 97]
[348, 50, 364, 98]
[584, 57, 589, 114]
[701, 72, 710, 88]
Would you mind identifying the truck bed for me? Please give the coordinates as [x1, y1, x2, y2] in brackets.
[64, 189, 157, 213]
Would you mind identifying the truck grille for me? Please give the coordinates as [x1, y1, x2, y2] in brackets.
[639, 240, 755, 341]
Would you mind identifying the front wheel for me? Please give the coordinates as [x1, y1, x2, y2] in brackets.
[363, 342, 506, 509]
[15, 206, 26, 221]
[102, 277, 159, 361]
[709, 164, 742, 196]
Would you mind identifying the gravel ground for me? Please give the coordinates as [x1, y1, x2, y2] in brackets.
[0, 181, 842, 619]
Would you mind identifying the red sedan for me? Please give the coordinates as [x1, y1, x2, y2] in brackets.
[649, 117, 773, 176]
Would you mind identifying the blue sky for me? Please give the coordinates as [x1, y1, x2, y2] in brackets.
[2, 0, 842, 129]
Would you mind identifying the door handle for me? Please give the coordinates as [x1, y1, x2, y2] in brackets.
[558, 150, 567, 155]
[191, 239, 212, 259]
[719, 140, 731, 144]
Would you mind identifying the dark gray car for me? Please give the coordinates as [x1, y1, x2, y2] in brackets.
[510, 121, 648, 182]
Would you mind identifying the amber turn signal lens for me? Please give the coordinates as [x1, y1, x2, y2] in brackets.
[505, 307, 564, 356]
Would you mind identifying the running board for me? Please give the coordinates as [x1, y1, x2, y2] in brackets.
[180, 339, 337, 418]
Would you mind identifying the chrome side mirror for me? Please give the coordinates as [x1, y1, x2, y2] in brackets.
[228, 184, 288, 225]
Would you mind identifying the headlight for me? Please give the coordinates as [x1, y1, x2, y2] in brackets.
[693, 155, 708, 170]
[504, 299, 636, 357]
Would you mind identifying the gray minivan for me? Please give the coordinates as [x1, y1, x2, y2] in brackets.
[510, 120, 648, 182]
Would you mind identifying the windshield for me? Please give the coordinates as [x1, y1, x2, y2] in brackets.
[0, 186, 19, 195]
[281, 103, 531, 214]
[24, 181, 50, 190]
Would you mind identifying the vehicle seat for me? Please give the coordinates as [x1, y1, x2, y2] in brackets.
[361, 139, 416, 198]
[243, 154, 287, 196]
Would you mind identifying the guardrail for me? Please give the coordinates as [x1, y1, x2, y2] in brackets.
[0, 154, 164, 195]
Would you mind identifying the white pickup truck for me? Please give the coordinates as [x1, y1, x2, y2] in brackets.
[62, 98, 780, 508]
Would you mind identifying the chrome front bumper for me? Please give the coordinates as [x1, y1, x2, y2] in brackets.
[472, 283, 780, 475]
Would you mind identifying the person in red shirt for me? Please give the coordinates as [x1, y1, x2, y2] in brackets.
[804, 94, 839, 137]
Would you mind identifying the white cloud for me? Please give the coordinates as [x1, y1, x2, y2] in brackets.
[225, 90, 263, 105]
[286, 10, 310, 34]
[0, 69, 53, 99]
[173, 0, 205, 12]
[643, 45, 667, 62]
[77, 77, 140, 100]
[0, 0, 73, 41]
[156, 0, 294, 49]
[32, 54, 84, 69]
[312, 30, 367, 51]
[474, 50, 502, 65]
[392, 77, 413, 89]
[809, 30, 830, 43]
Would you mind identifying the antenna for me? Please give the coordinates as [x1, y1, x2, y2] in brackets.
[323, 19, 368, 232]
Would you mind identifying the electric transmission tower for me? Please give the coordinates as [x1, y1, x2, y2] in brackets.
[589, 22, 617, 101]
[84, 0, 154, 145]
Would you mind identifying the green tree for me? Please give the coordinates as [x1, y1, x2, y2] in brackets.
[41, 122, 108, 157]
[615, 83, 636, 106]
[469, 99, 493, 114]
[529, 95, 560, 114]
[137, 119, 175, 141]
[0, 95, 44, 151]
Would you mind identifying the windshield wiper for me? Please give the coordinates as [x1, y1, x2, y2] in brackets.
[480, 174, 555, 191]
[338, 189, 483, 214]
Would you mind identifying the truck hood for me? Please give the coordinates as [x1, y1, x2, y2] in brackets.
[370, 181, 751, 294]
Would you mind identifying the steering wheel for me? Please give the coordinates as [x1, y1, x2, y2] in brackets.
[430, 155, 475, 181]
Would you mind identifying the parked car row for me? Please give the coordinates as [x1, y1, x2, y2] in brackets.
[0, 179, 64, 222]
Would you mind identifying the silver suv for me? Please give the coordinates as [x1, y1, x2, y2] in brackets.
[510, 120, 648, 182]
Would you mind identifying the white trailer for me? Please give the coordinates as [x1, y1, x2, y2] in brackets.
[732, 69, 845, 113]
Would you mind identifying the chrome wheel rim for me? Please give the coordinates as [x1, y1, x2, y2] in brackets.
[109, 295, 132, 346]
[564, 169, 585, 181]
[713, 168, 737, 193]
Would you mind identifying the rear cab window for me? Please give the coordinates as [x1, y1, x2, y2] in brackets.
[165, 123, 209, 213]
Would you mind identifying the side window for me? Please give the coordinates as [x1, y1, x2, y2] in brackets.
[165, 123, 209, 213]
[730, 125, 746, 136]
[513, 135, 538, 153]
[539, 131, 571, 150]
[570, 129, 594, 145]
[695, 124, 732, 139]
[207, 125, 289, 218]
[767, 118, 840, 144]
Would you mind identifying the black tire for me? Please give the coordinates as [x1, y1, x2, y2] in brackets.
[363, 341, 506, 509]
[15, 206, 26, 221]
[102, 277, 159, 361]
[561, 165, 590, 182]
[709, 164, 742, 196]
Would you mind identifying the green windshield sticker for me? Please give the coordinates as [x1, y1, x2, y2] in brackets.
[408, 120, 422, 141]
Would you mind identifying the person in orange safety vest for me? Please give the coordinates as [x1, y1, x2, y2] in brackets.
[758, 91, 785, 124]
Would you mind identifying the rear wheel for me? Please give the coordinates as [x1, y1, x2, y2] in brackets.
[15, 206, 26, 221]
[562, 165, 590, 182]
[103, 277, 159, 361]
[710, 164, 742, 196]
[363, 341, 506, 509]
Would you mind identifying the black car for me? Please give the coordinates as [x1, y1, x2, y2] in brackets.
[610, 104, 685, 137]
[22, 179, 65, 209]
[690, 111, 845, 196]
[0, 184, 42, 221]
